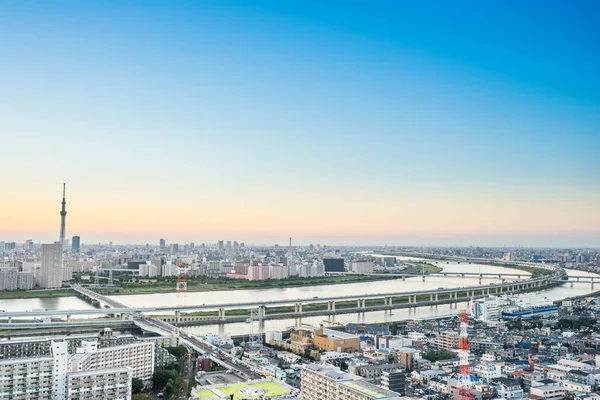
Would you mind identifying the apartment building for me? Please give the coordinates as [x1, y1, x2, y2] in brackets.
[70, 340, 154, 381]
[67, 367, 131, 400]
[435, 331, 460, 350]
[530, 385, 567, 400]
[0, 356, 54, 399]
[394, 348, 421, 370]
[301, 363, 402, 400]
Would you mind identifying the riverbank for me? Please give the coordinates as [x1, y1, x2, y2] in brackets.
[381, 253, 552, 277]
[0, 289, 74, 299]
[402, 262, 443, 275]
[94, 274, 404, 296]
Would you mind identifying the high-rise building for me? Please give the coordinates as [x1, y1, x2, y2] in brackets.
[323, 258, 345, 272]
[71, 236, 80, 253]
[24, 239, 33, 251]
[217, 240, 225, 252]
[159, 238, 166, 251]
[59, 183, 67, 247]
[40, 242, 63, 288]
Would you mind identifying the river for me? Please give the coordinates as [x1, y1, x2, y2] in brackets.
[0, 261, 596, 336]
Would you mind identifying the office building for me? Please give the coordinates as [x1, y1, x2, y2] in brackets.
[324, 258, 345, 272]
[71, 236, 80, 253]
[159, 238, 165, 251]
[290, 326, 360, 353]
[40, 242, 63, 288]
[301, 363, 402, 400]
[470, 296, 500, 322]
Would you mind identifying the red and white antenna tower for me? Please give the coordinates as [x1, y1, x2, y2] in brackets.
[456, 310, 474, 400]
[176, 259, 188, 294]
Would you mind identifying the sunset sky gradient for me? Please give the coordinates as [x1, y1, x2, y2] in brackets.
[1, 1, 599, 246]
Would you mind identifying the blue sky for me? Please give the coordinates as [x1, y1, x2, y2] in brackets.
[1, 1, 599, 246]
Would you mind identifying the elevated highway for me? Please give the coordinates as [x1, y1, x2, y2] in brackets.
[0, 271, 563, 322]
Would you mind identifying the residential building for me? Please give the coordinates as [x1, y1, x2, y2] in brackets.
[435, 331, 460, 350]
[380, 370, 406, 395]
[40, 242, 63, 288]
[301, 363, 401, 400]
[67, 367, 131, 400]
[394, 348, 421, 370]
[0, 356, 54, 399]
[529, 385, 567, 400]
[69, 340, 154, 381]
[352, 260, 374, 274]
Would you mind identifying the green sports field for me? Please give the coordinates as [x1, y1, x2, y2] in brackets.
[195, 380, 290, 399]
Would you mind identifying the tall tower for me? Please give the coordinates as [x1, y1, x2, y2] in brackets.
[456, 310, 474, 400]
[59, 183, 67, 246]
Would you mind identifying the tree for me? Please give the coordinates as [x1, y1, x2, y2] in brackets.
[166, 345, 188, 358]
[132, 377, 143, 394]
[153, 369, 177, 388]
[339, 360, 348, 371]
[132, 395, 152, 400]
[164, 382, 174, 398]
[388, 323, 398, 336]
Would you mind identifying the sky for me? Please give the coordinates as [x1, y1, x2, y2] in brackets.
[0, 1, 599, 247]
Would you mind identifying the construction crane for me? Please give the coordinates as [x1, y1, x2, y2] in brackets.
[456, 310, 474, 400]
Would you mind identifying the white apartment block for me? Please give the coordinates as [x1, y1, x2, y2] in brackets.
[301, 363, 401, 400]
[67, 367, 131, 400]
[530, 385, 567, 400]
[269, 264, 290, 280]
[70, 341, 154, 381]
[0, 356, 54, 399]
[351, 261, 374, 274]
[0, 339, 145, 400]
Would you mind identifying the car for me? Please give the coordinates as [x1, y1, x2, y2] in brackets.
[157, 393, 164, 398]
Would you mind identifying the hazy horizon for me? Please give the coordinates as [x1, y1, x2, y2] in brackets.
[1, 1, 598, 247]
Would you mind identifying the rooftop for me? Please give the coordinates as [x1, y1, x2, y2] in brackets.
[339, 380, 401, 399]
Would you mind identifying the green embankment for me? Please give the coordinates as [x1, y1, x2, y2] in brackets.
[0, 289, 74, 299]
[94, 274, 401, 295]
[402, 262, 443, 274]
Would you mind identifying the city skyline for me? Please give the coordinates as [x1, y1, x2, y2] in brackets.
[1, 1, 599, 247]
